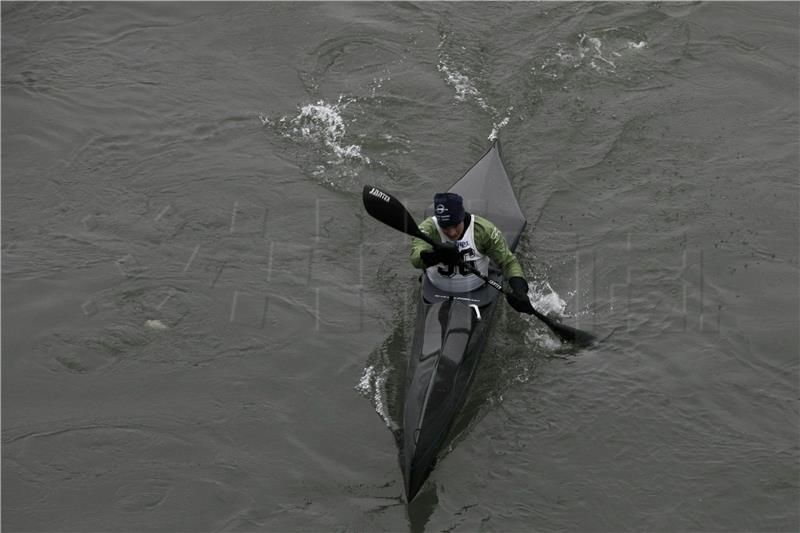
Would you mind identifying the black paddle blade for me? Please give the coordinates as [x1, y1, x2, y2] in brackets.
[362, 185, 427, 241]
[547, 320, 597, 348]
[524, 303, 597, 347]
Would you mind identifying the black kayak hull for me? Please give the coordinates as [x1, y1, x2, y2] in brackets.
[402, 277, 502, 500]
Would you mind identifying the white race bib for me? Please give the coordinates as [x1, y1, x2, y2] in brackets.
[425, 216, 489, 292]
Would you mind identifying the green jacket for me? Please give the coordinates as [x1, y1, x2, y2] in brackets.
[410, 214, 524, 279]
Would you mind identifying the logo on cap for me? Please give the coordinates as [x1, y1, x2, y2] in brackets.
[435, 204, 447, 215]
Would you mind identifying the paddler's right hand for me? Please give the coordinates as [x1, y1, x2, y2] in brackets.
[420, 242, 461, 268]
[506, 276, 532, 313]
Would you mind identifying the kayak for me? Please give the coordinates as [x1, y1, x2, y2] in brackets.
[402, 140, 527, 500]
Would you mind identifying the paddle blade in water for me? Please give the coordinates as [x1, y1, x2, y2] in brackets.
[549, 321, 597, 348]
[523, 303, 597, 347]
[362, 185, 426, 240]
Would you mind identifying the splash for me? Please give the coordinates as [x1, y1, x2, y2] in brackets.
[533, 28, 648, 80]
[578, 33, 617, 71]
[355, 364, 375, 395]
[530, 280, 567, 316]
[296, 98, 368, 163]
[551, 33, 618, 72]
[355, 364, 399, 432]
[259, 97, 370, 185]
[522, 281, 568, 349]
[488, 114, 511, 141]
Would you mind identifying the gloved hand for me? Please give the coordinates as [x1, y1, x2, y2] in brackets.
[420, 242, 461, 267]
[506, 276, 531, 313]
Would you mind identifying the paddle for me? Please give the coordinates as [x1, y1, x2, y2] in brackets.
[363, 185, 597, 347]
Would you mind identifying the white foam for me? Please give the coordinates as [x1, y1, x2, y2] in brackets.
[438, 61, 486, 108]
[488, 116, 510, 141]
[370, 75, 390, 97]
[540, 32, 647, 79]
[530, 281, 567, 316]
[331, 142, 366, 160]
[355, 365, 375, 396]
[521, 282, 569, 349]
[265, 97, 370, 168]
[555, 43, 582, 65]
[144, 319, 168, 330]
[355, 365, 398, 431]
[437, 57, 491, 111]
[579, 34, 617, 72]
[528, 328, 562, 350]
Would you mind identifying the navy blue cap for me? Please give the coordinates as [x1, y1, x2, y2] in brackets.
[433, 192, 465, 228]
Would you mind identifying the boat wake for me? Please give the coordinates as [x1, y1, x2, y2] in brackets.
[532, 27, 649, 84]
[435, 25, 650, 141]
[437, 32, 514, 142]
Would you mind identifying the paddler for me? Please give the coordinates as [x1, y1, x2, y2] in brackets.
[410, 192, 531, 312]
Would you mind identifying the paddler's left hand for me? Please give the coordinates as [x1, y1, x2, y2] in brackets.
[506, 276, 532, 313]
[420, 242, 461, 267]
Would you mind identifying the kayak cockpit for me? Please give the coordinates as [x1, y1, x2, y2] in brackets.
[420, 268, 503, 308]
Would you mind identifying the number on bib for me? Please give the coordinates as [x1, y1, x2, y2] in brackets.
[436, 248, 477, 277]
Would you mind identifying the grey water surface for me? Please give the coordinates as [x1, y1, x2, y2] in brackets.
[3, 2, 798, 532]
